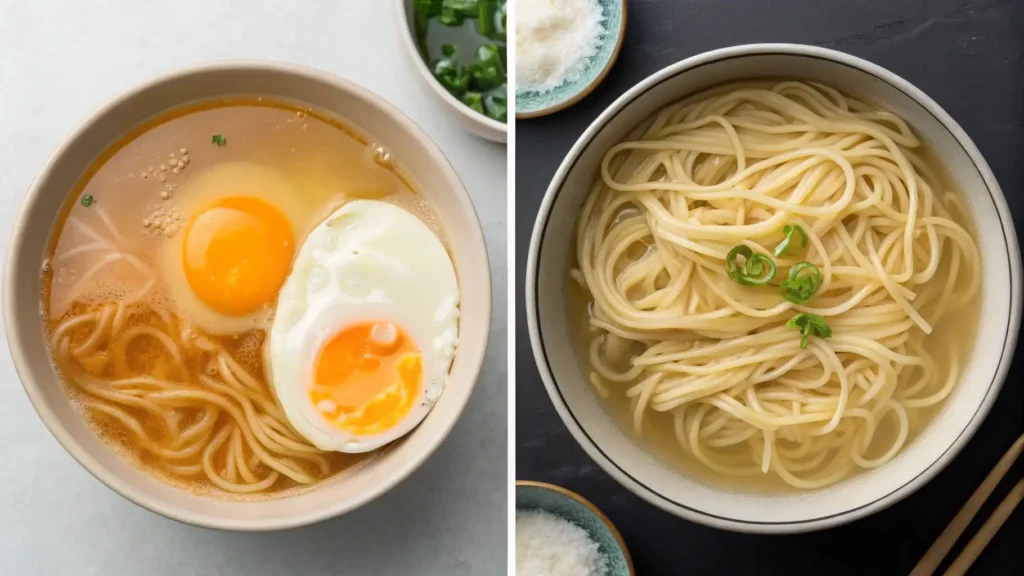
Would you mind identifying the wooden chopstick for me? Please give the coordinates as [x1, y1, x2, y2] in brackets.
[909, 432, 1024, 576]
[943, 478, 1024, 576]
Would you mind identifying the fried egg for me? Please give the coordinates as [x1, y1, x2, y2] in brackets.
[160, 162, 336, 334]
[268, 200, 459, 453]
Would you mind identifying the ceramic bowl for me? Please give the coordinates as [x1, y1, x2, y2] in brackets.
[4, 60, 492, 531]
[525, 44, 1022, 533]
[516, 481, 634, 575]
[394, 0, 507, 143]
[516, 0, 626, 119]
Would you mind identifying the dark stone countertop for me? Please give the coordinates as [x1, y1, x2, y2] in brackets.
[515, 1, 1024, 574]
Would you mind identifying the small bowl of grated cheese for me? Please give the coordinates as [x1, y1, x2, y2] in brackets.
[515, 0, 626, 119]
[516, 481, 634, 576]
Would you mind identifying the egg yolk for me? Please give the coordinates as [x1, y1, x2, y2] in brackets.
[182, 196, 294, 315]
[310, 321, 421, 435]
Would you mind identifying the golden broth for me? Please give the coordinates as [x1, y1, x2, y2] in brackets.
[42, 99, 445, 499]
[567, 282, 981, 493]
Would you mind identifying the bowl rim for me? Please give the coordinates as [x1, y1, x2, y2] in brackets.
[3, 59, 492, 531]
[525, 43, 1023, 533]
[514, 0, 629, 119]
[392, 0, 508, 136]
[516, 480, 636, 575]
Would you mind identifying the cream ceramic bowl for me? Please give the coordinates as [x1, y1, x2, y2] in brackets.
[526, 44, 1021, 533]
[4, 61, 492, 531]
[394, 0, 507, 143]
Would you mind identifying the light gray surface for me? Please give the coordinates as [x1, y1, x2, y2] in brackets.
[0, 1, 507, 575]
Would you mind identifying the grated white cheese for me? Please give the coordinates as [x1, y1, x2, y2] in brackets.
[516, 0, 605, 93]
[516, 510, 608, 576]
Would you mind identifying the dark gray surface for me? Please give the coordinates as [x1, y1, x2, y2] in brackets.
[515, 1, 1024, 574]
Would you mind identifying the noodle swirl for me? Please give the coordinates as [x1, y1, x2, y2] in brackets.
[573, 81, 981, 489]
[47, 212, 356, 495]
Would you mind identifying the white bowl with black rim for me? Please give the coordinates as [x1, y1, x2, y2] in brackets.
[525, 43, 1022, 533]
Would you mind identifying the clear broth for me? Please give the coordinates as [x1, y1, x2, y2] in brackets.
[566, 143, 982, 494]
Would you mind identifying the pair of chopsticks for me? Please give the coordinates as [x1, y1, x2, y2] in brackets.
[910, 432, 1024, 576]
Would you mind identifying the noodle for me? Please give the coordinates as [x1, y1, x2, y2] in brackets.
[572, 81, 981, 489]
[47, 212, 345, 495]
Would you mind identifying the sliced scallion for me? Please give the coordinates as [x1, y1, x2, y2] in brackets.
[779, 261, 822, 304]
[774, 224, 808, 257]
[726, 245, 776, 286]
[787, 312, 831, 349]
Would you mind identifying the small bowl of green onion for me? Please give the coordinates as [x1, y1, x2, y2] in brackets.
[395, 0, 507, 143]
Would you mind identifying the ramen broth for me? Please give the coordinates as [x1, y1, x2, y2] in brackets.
[42, 99, 444, 499]
[566, 124, 982, 493]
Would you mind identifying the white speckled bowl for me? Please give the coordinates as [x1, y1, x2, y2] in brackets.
[526, 44, 1021, 533]
[4, 60, 492, 531]
[394, 0, 507, 143]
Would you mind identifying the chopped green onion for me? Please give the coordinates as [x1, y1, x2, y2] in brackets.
[779, 261, 822, 304]
[414, 0, 442, 35]
[787, 312, 831, 349]
[469, 43, 504, 91]
[212, 134, 226, 146]
[80, 194, 94, 207]
[438, 6, 464, 26]
[483, 93, 507, 122]
[462, 91, 484, 114]
[478, 0, 496, 36]
[442, 0, 480, 16]
[726, 245, 776, 286]
[774, 224, 809, 257]
[433, 55, 471, 96]
[416, 0, 506, 123]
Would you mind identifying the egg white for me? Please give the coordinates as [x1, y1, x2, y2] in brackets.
[267, 200, 459, 453]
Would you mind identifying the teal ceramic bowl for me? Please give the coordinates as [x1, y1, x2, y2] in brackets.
[515, 0, 626, 119]
[516, 481, 635, 575]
